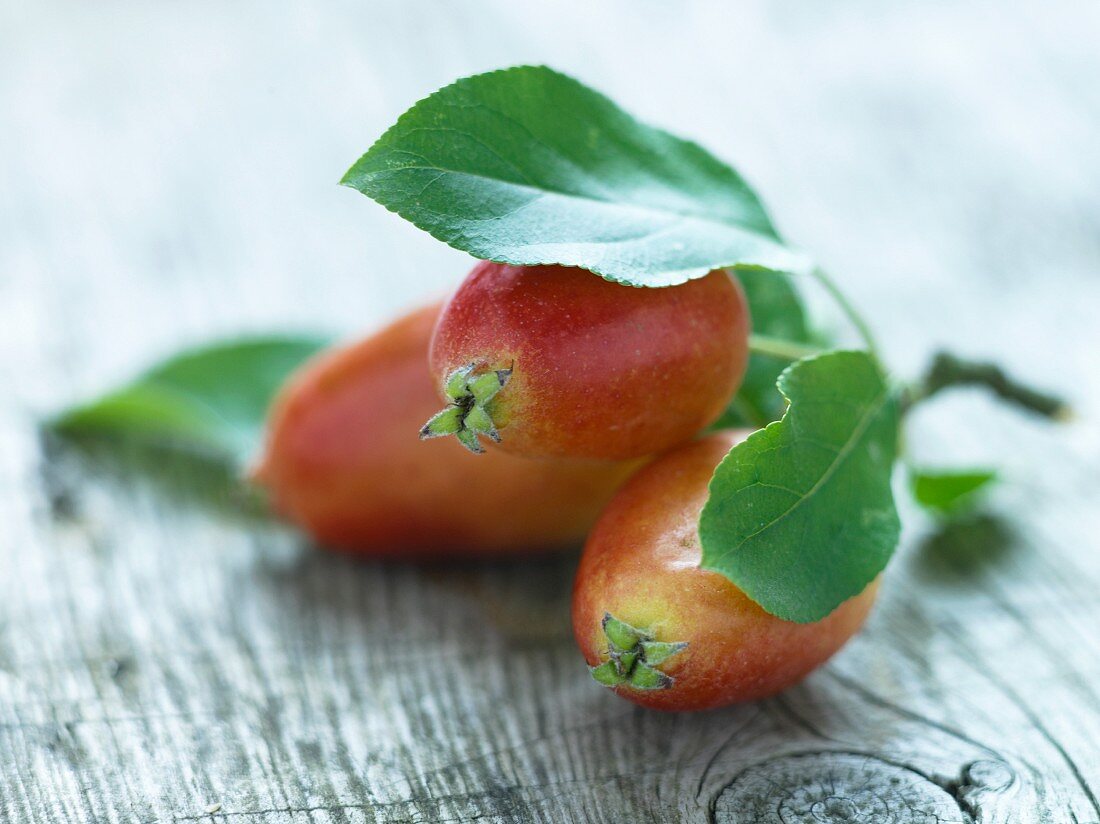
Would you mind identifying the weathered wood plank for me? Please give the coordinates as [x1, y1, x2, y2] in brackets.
[2, 1, 1099, 822]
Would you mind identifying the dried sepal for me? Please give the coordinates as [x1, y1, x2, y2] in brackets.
[628, 662, 673, 690]
[444, 363, 476, 401]
[589, 661, 625, 687]
[468, 368, 511, 405]
[420, 363, 510, 454]
[591, 613, 687, 692]
[455, 428, 485, 454]
[602, 612, 644, 651]
[463, 406, 500, 442]
[639, 641, 689, 666]
[420, 406, 464, 439]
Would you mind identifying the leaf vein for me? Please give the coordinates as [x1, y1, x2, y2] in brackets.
[744, 481, 806, 497]
[392, 125, 539, 186]
[445, 101, 622, 201]
[364, 164, 782, 243]
[711, 383, 891, 565]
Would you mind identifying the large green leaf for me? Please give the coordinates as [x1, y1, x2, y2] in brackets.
[342, 66, 806, 286]
[50, 336, 328, 464]
[714, 269, 813, 429]
[699, 350, 900, 623]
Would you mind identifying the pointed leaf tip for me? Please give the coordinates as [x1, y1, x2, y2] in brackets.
[342, 65, 797, 286]
[910, 468, 997, 515]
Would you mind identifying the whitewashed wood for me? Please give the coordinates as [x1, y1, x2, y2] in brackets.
[2, 1, 1100, 821]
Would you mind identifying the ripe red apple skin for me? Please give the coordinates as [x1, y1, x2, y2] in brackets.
[428, 262, 750, 460]
[253, 302, 640, 557]
[572, 430, 879, 711]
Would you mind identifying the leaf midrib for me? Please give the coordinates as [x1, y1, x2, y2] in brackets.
[355, 161, 780, 244]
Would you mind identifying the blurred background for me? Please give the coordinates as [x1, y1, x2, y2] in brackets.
[3, 1, 1099, 821]
[4, 1, 1098, 417]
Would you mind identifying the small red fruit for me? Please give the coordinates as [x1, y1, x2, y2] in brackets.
[425, 262, 749, 460]
[254, 302, 639, 556]
[572, 430, 878, 711]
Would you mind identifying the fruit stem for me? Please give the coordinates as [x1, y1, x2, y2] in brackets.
[904, 351, 1070, 419]
[809, 266, 880, 360]
[748, 334, 820, 361]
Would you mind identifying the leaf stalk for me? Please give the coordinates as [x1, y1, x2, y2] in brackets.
[748, 334, 820, 362]
[809, 266, 880, 360]
[905, 352, 1069, 419]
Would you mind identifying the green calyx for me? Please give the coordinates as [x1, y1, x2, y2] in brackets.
[420, 363, 512, 454]
[589, 613, 687, 691]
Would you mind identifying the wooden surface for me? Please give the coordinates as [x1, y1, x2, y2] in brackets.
[3, 1, 1100, 821]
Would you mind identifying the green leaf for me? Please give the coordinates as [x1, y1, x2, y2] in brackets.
[342, 65, 806, 287]
[713, 269, 814, 429]
[910, 469, 997, 515]
[49, 335, 328, 465]
[699, 350, 900, 623]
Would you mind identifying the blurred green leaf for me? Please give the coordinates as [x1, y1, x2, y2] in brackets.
[910, 468, 997, 515]
[50, 335, 328, 465]
[714, 269, 814, 429]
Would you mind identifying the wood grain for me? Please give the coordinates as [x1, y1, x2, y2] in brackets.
[3, 1, 1100, 821]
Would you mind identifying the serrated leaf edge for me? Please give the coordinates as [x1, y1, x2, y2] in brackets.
[700, 349, 899, 622]
[340, 65, 811, 287]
